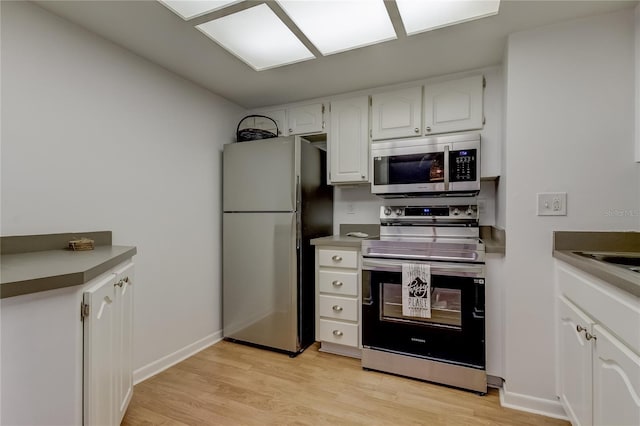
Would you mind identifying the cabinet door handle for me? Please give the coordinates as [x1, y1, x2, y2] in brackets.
[332, 330, 343, 337]
[426, 126, 432, 132]
[332, 255, 342, 262]
[414, 127, 419, 133]
[585, 332, 597, 341]
[332, 280, 343, 287]
[332, 305, 343, 312]
[576, 325, 586, 333]
[114, 280, 124, 288]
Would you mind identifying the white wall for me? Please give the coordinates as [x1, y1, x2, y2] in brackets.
[635, 4, 640, 163]
[502, 9, 638, 417]
[0, 1, 245, 381]
[635, 4, 640, 226]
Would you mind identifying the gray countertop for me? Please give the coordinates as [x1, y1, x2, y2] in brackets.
[553, 231, 639, 298]
[1, 245, 137, 299]
[311, 235, 371, 248]
[312, 225, 506, 254]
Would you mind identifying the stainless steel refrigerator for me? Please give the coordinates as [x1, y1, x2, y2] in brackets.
[222, 136, 333, 355]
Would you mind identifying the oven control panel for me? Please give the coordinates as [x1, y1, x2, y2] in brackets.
[380, 205, 478, 220]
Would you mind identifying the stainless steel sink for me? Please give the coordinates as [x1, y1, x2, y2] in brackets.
[573, 251, 640, 272]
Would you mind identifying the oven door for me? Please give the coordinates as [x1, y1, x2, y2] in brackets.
[362, 258, 485, 369]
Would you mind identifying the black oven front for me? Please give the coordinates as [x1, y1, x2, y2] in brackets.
[362, 258, 485, 370]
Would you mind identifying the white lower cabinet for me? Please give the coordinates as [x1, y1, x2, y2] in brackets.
[114, 263, 134, 423]
[556, 263, 640, 426]
[0, 258, 134, 426]
[315, 246, 361, 358]
[558, 295, 594, 426]
[84, 261, 134, 425]
[592, 324, 640, 426]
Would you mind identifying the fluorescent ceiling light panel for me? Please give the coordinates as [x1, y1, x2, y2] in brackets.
[158, 0, 243, 20]
[277, 0, 396, 56]
[396, 0, 501, 35]
[196, 4, 315, 71]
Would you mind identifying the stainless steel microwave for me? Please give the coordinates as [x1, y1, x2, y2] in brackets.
[371, 133, 481, 197]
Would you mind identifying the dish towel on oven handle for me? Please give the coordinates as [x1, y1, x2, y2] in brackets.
[402, 263, 431, 318]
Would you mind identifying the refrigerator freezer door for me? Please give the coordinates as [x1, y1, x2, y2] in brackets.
[223, 138, 297, 212]
[223, 211, 299, 353]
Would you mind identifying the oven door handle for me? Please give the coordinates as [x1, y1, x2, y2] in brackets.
[364, 252, 479, 262]
[362, 258, 484, 276]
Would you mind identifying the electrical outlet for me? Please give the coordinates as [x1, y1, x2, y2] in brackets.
[346, 203, 355, 215]
[537, 192, 567, 216]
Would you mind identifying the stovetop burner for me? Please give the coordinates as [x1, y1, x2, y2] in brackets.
[364, 204, 485, 263]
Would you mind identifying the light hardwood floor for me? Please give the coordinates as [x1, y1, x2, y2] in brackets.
[122, 341, 569, 426]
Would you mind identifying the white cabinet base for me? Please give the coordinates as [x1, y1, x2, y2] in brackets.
[319, 341, 362, 359]
[556, 261, 640, 426]
[315, 246, 361, 357]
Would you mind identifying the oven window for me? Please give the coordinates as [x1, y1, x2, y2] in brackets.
[374, 152, 444, 185]
[380, 282, 461, 329]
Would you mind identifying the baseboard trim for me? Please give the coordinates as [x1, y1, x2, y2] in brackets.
[133, 330, 222, 385]
[499, 383, 568, 421]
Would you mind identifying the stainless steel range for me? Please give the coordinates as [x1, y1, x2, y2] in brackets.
[361, 204, 487, 393]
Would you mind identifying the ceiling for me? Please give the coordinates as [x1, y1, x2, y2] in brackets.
[34, 0, 637, 109]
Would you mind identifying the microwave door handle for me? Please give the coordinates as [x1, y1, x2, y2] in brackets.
[444, 145, 450, 191]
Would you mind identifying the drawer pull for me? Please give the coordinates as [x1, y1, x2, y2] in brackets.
[332, 330, 343, 337]
[332, 280, 343, 287]
[332, 305, 343, 312]
[332, 255, 343, 262]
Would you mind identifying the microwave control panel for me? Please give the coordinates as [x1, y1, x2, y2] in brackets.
[449, 149, 477, 182]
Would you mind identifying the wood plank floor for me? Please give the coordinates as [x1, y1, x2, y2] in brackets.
[122, 341, 569, 426]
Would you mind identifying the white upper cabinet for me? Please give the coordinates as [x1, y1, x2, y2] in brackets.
[288, 103, 324, 135]
[424, 75, 484, 135]
[329, 96, 369, 184]
[254, 109, 287, 136]
[371, 75, 484, 140]
[371, 86, 422, 140]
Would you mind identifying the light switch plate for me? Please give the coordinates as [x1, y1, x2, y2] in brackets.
[537, 192, 567, 216]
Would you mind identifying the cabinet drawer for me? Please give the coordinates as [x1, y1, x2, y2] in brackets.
[319, 270, 358, 296]
[319, 319, 358, 347]
[318, 249, 358, 269]
[319, 295, 358, 321]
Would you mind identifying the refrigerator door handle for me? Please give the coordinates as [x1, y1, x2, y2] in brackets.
[296, 175, 301, 249]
